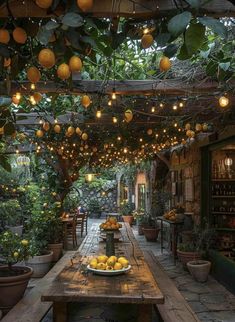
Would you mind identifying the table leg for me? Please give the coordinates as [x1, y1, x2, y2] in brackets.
[137, 304, 152, 322]
[53, 302, 67, 322]
[160, 220, 163, 254]
[172, 225, 177, 265]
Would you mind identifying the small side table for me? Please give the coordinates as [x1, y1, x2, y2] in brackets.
[157, 216, 184, 265]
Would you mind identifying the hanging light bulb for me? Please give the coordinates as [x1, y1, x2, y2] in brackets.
[96, 108, 102, 118]
[179, 101, 184, 108]
[31, 83, 36, 90]
[151, 106, 155, 113]
[219, 95, 229, 108]
[108, 100, 112, 106]
[173, 104, 178, 110]
[16, 92, 21, 100]
[111, 88, 116, 100]
[143, 27, 150, 34]
[159, 103, 164, 108]
[30, 95, 36, 105]
[112, 116, 118, 123]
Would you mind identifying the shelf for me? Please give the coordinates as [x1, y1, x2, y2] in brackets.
[212, 212, 235, 215]
[212, 195, 235, 198]
[212, 179, 235, 182]
[216, 228, 235, 232]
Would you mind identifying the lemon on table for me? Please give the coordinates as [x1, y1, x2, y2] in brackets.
[97, 262, 106, 270]
[97, 255, 108, 263]
[118, 257, 129, 268]
[106, 265, 114, 271]
[89, 258, 97, 269]
[107, 257, 116, 267]
[114, 262, 123, 270]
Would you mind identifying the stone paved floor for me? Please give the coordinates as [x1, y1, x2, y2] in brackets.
[37, 218, 235, 321]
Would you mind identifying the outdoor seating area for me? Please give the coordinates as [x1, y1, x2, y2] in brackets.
[0, 0, 235, 321]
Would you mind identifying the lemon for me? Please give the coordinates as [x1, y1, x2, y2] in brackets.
[69, 55, 83, 72]
[38, 48, 56, 69]
[97, 255, 108, 263]
[159, 56, 171, 72]
[106, 265, 113, 270]
[21, 239, 29, 246]
[36, 129, 44, 138]
[114, 262, 122, 270]
[27, 66, 41, 83]
[54, 124, 61, 133]
[141, 34, 153, 49]
[43, 122, 50, 131]
[0, 29, 10, 44]
[36, 0, 53, 9]
[77, 0, 93, 12]
[13, 27, 27, 44]
[97, 262, 106, 270]
[90, 259, 97, 269]
[118, 257, 129, 268]
[107, 257, 116, 267]
[13, 251, 19, 258]
[81, 95, 91, 108]
[109, 255, 117, 262]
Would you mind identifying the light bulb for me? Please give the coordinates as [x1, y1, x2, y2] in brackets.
[111, 89, 116, 100]
[96, 109, 102, 118]
[31, 83, 36, 90]
[112, 116, 118, 123]
[108, 100, 112, 106]
[179, 102, 184, 108]
[219, 96, 229, 108]
[173, 104, 178, 110]
[143, 27, 149, 34]
[16, 92, 21, 100]
[151, 106, 155, 113]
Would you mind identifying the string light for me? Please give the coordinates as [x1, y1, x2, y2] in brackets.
[112, 116, 118, 123]
[31, 83, 36, 90]
[151, 106, 155, 113]
[15, 92, 21, 100]
[108, 100, 112, 106]
[96, 108, 102, 118]
[111, 88, 116, 100]
[173, 104, 178, 111]
[179, 101, 184, 108]
[219, 95, 229, 108]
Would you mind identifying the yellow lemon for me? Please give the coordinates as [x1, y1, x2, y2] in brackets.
[202, 123, 208, 131]
[36, 129, 44, 138]
[195, 123, 202, 132]
[13, 27, 27, 44]
[54, 124, 61, 133]
[107, 257, 116, 267]
[69, 55, 83, 72]
[159, 56, 171, 72]
[81, 132, 88, 141]
[185, 123, 191, 130]
[141, 34, 153, 49]
[106, 265, 113, 270]
[67, 126, 75, 135]
[89, 258, 97, 268]
[27, 66, 41, 83]
[13, 252, 19, 258]
[114, 262, 122, 270]
[81, 95, 91, 108]
[21, 239, 29, 246]
[109, 256, 117, 262]
[36, 0, 53, 9]
[38, 48, 56, 69]
[57, 63, 71, 80]
[97, 262, 106, 270]
[77, 0, 93, 12]
[0, 29, 10, 44]
[76, 127, 82, 135]
[97, 255, 108, 263]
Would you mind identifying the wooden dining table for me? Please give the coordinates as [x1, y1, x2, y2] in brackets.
[41, 223, 164, 322]
[61, 216, 73, 250]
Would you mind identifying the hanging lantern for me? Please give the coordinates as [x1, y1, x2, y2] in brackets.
[16, 155, 30, 166]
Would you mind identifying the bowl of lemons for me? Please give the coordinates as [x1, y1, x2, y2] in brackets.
[99, 217, 122, 231]
[87, 255, 131, 276]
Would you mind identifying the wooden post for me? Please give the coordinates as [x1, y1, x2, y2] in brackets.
[53, 302, 67, 322]
[106, 231, 115, 256]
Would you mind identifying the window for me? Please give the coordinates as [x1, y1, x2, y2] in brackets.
[138, 184, 146, 210]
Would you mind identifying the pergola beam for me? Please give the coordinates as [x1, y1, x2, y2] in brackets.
[0, 0, 234, 18]
[3, 79, 226, 96]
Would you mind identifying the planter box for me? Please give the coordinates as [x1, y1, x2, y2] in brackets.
[209, 249, 235, 295]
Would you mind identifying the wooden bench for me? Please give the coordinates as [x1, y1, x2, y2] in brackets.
[144, 251, 201, 322]
[1, 251, 76, 322]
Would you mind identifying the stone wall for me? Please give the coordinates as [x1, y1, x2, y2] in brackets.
[78, 184, 118, 213]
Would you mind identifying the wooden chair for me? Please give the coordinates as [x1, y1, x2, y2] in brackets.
[76, 213, 85, 237]
[66, 214, 78, 248]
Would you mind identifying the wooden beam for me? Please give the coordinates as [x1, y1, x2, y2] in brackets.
[0, 0, 234, 18]
[3, 79, 227, 96]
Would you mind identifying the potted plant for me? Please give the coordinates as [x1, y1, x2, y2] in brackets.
[120, 201, 135, 225]
[142, 214, 160, 242]
[0, 199, 23, 236]
[186, 225, 216, 282]
[133, 209, 147, 235]
[0, 230, 33, 313]
[25, 210, 53, 278]
[87, 198, 102, 218]
[44, 209, 63, 262]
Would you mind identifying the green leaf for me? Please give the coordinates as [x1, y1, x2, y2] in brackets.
[219, 62, 230, 71]
[185, 0, 200, 8]
[168, 11, 192, 37]
[37, 27, 53, 45]
[177, 44, 191, 60]
[0, 154, 11, 172]
[185, 22, 206, 56]
[45, 20, 60, 30]
[62, 13, 83, 27]
[0, 96, 11, 106]
[155, 33, 171, 47]
[164, 44, 178, 58]
[206, 61, 218, 76]
[198, 17, 227, 38]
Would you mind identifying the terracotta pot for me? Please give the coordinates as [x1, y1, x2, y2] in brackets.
[47, 243, 63, 262]
[187, 260, 211, 282]
[0, 266, 33, 314]
[26, 251, 53, 278]
[177, 249, 201, 268]
[143, 227, 160, 242]
[122, 215, 134, 226]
